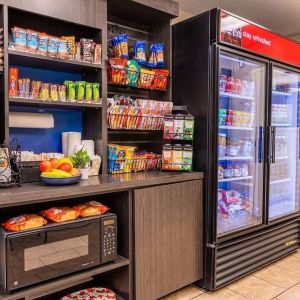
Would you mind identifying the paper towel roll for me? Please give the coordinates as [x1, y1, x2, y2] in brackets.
[9, 112, 54, 128]
[81, 140, 95, 157]
[67, 132, 81, 156]
[62, 132, 69, 156]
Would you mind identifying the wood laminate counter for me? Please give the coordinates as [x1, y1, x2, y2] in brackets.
[0, 172, 203, 208]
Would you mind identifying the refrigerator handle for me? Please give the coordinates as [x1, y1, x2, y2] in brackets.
[270, 126, 276, 164]
[258, 126, 263, 163]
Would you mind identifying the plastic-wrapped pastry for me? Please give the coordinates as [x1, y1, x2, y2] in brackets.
[73, 201, 109, 217]
[41, 207, 79, 222]
[2, 214, 47, 232]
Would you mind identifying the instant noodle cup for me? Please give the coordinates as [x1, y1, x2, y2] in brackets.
[57, 38, 68, 59]
[47, 36, 58, 57]
[12, 27, 27, 51]
[2, 214, 47, 232]
[73, 201, 110, 217]
[26, 29, 38, 53]
[41, 207, 80, 223]
[37, 33, 48, 55]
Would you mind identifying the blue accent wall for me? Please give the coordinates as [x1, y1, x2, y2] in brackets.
[9, 66, 83, 153]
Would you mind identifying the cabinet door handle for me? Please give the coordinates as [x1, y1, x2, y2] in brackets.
[258, 126, 263, 163]
[271, 126, 276, 164]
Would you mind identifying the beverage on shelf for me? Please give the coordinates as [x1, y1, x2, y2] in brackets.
[218, 162, 250, 179]
[275, 135, 288, 157]
[218, 109, 254, 127]
[219, 75, 255, 97]
[272, 103, 289, 124]
[218, 134, 253, 158]
[270, 162, 289, 181]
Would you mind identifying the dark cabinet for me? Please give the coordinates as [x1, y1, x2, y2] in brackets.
[134, 180, 203, 300]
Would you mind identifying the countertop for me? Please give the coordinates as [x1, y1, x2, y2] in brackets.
[0, 171, 204, 208]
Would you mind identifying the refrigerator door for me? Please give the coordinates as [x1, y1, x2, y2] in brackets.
[217, 50, 266, 236]
[268, 66, 300, 220]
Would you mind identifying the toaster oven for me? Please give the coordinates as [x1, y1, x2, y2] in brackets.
[0, 213, 117, 292]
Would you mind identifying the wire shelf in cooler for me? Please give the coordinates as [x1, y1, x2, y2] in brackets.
[108, 157, 162, 174]
[219, 156, 253, 161]
[276, 156, 289, 160]
[272, 90, 292, 96]
[218, 176, 253, 183]
[107, 113, 164, 130]
[271, 123, 291, 127]
[219, 91, 255, 101]
[219, 125, 254, 131]
[270, 178, 291, 185]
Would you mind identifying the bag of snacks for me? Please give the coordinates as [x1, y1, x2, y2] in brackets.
[92, 83, 100, 102]
[134, 40, 147, 65]
[75, 42, 81, 61]
[37, 33, 48, 55]
[152, 69, 169, 90]
[58, 84, 66, 101]
[155, 43, 164, 67]
[75, 81, 86, 101]
[26, 29, 38, 53]
[73, 201, 110, 217]
[62, 36, 75, 59]
[47, 36, 58, 57]
[126, 60, 140, 87]
[39, 83, 50, 100]
[64, 80, 76, 101]
[148, 44, 157, 68]
[85, 82, 93, 101]
[138, 68, 155, 89]
[12, 27, 27, 51]
[41, 207, 80, 222]
[81, 38, 94, 63]
[57, 38, 68, 59]
[93, 44, 102, 64]
[30, 80, 42, 99]
[50, 84, 59, 101]
[2, 214, 47, 232]
[112, 34, 128, 59]
[108, 58, 127, 85]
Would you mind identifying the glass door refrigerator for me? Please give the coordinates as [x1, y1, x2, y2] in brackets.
[173, 8, 300, 291]
[268, 66, 300, 221]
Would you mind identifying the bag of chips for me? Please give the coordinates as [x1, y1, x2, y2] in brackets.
[30, 80, 42, 99]
[126, 60, 140, 87]
[81, 38, 94, 63]
[47, 36, 58, 57]
[134, 41, 147, 65]
[148, 44, 157, 68]
[138, 68, 155, 89]
[73, 201, 110, 217]
[152, 69, 169, 90]
[57, 38, 68, 59]
[108, 58, 127, 85]
[2, 214, 47, 232]
[26, 29, 38, 53]
[112, 34, 128, 59]
[62, 36, 75, 59]
[37, 33, 49, 55]
[12, 27, 27, 51]
[41, 207, 80, 222]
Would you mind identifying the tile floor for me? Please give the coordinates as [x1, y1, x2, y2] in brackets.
[161, 250, 300, 300]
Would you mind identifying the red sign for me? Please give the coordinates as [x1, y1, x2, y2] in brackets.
[220, 11, 300, 67]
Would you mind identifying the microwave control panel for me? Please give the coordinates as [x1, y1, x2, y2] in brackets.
[101, 214, 118, 263]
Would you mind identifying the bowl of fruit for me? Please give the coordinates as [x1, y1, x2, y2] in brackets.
[39, 158, 81, 186]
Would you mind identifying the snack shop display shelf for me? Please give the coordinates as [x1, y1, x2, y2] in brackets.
[108, 81, 167, 92]
[9, 97, 102, 109]
[219, 125, 254, 131]
[270, 178, 291, 185]
[0, 255, 129, 300]
[220, 91, 255, 101]
[219, 156, 253, 161]
[218, 176, 253, 182]
[108, 129, 163, 134]
[272, 90, 292, 96]
[8, 48, 102, 72]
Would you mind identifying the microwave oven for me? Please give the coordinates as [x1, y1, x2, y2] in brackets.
[0, 213, 117, 292]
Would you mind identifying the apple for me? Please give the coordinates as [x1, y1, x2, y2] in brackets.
[59, 162, 72, 173]
[39, 160, 53, 172]
[49, 158, 59, 169]
[70, 168, 80, 176]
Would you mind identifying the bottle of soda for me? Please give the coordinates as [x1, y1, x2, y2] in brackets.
[219, 75, 227, 92]
[225, 77, 234, 93]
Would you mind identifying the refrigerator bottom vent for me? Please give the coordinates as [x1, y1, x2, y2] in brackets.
[215, 220, 300, 289]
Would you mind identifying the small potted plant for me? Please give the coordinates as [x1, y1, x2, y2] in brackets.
[70, 147, 90, 180]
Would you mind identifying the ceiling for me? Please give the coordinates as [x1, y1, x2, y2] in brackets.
[176, 0, 300, 37]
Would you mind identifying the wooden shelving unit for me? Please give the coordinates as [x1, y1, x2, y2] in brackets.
[0, 1, 179, 299]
